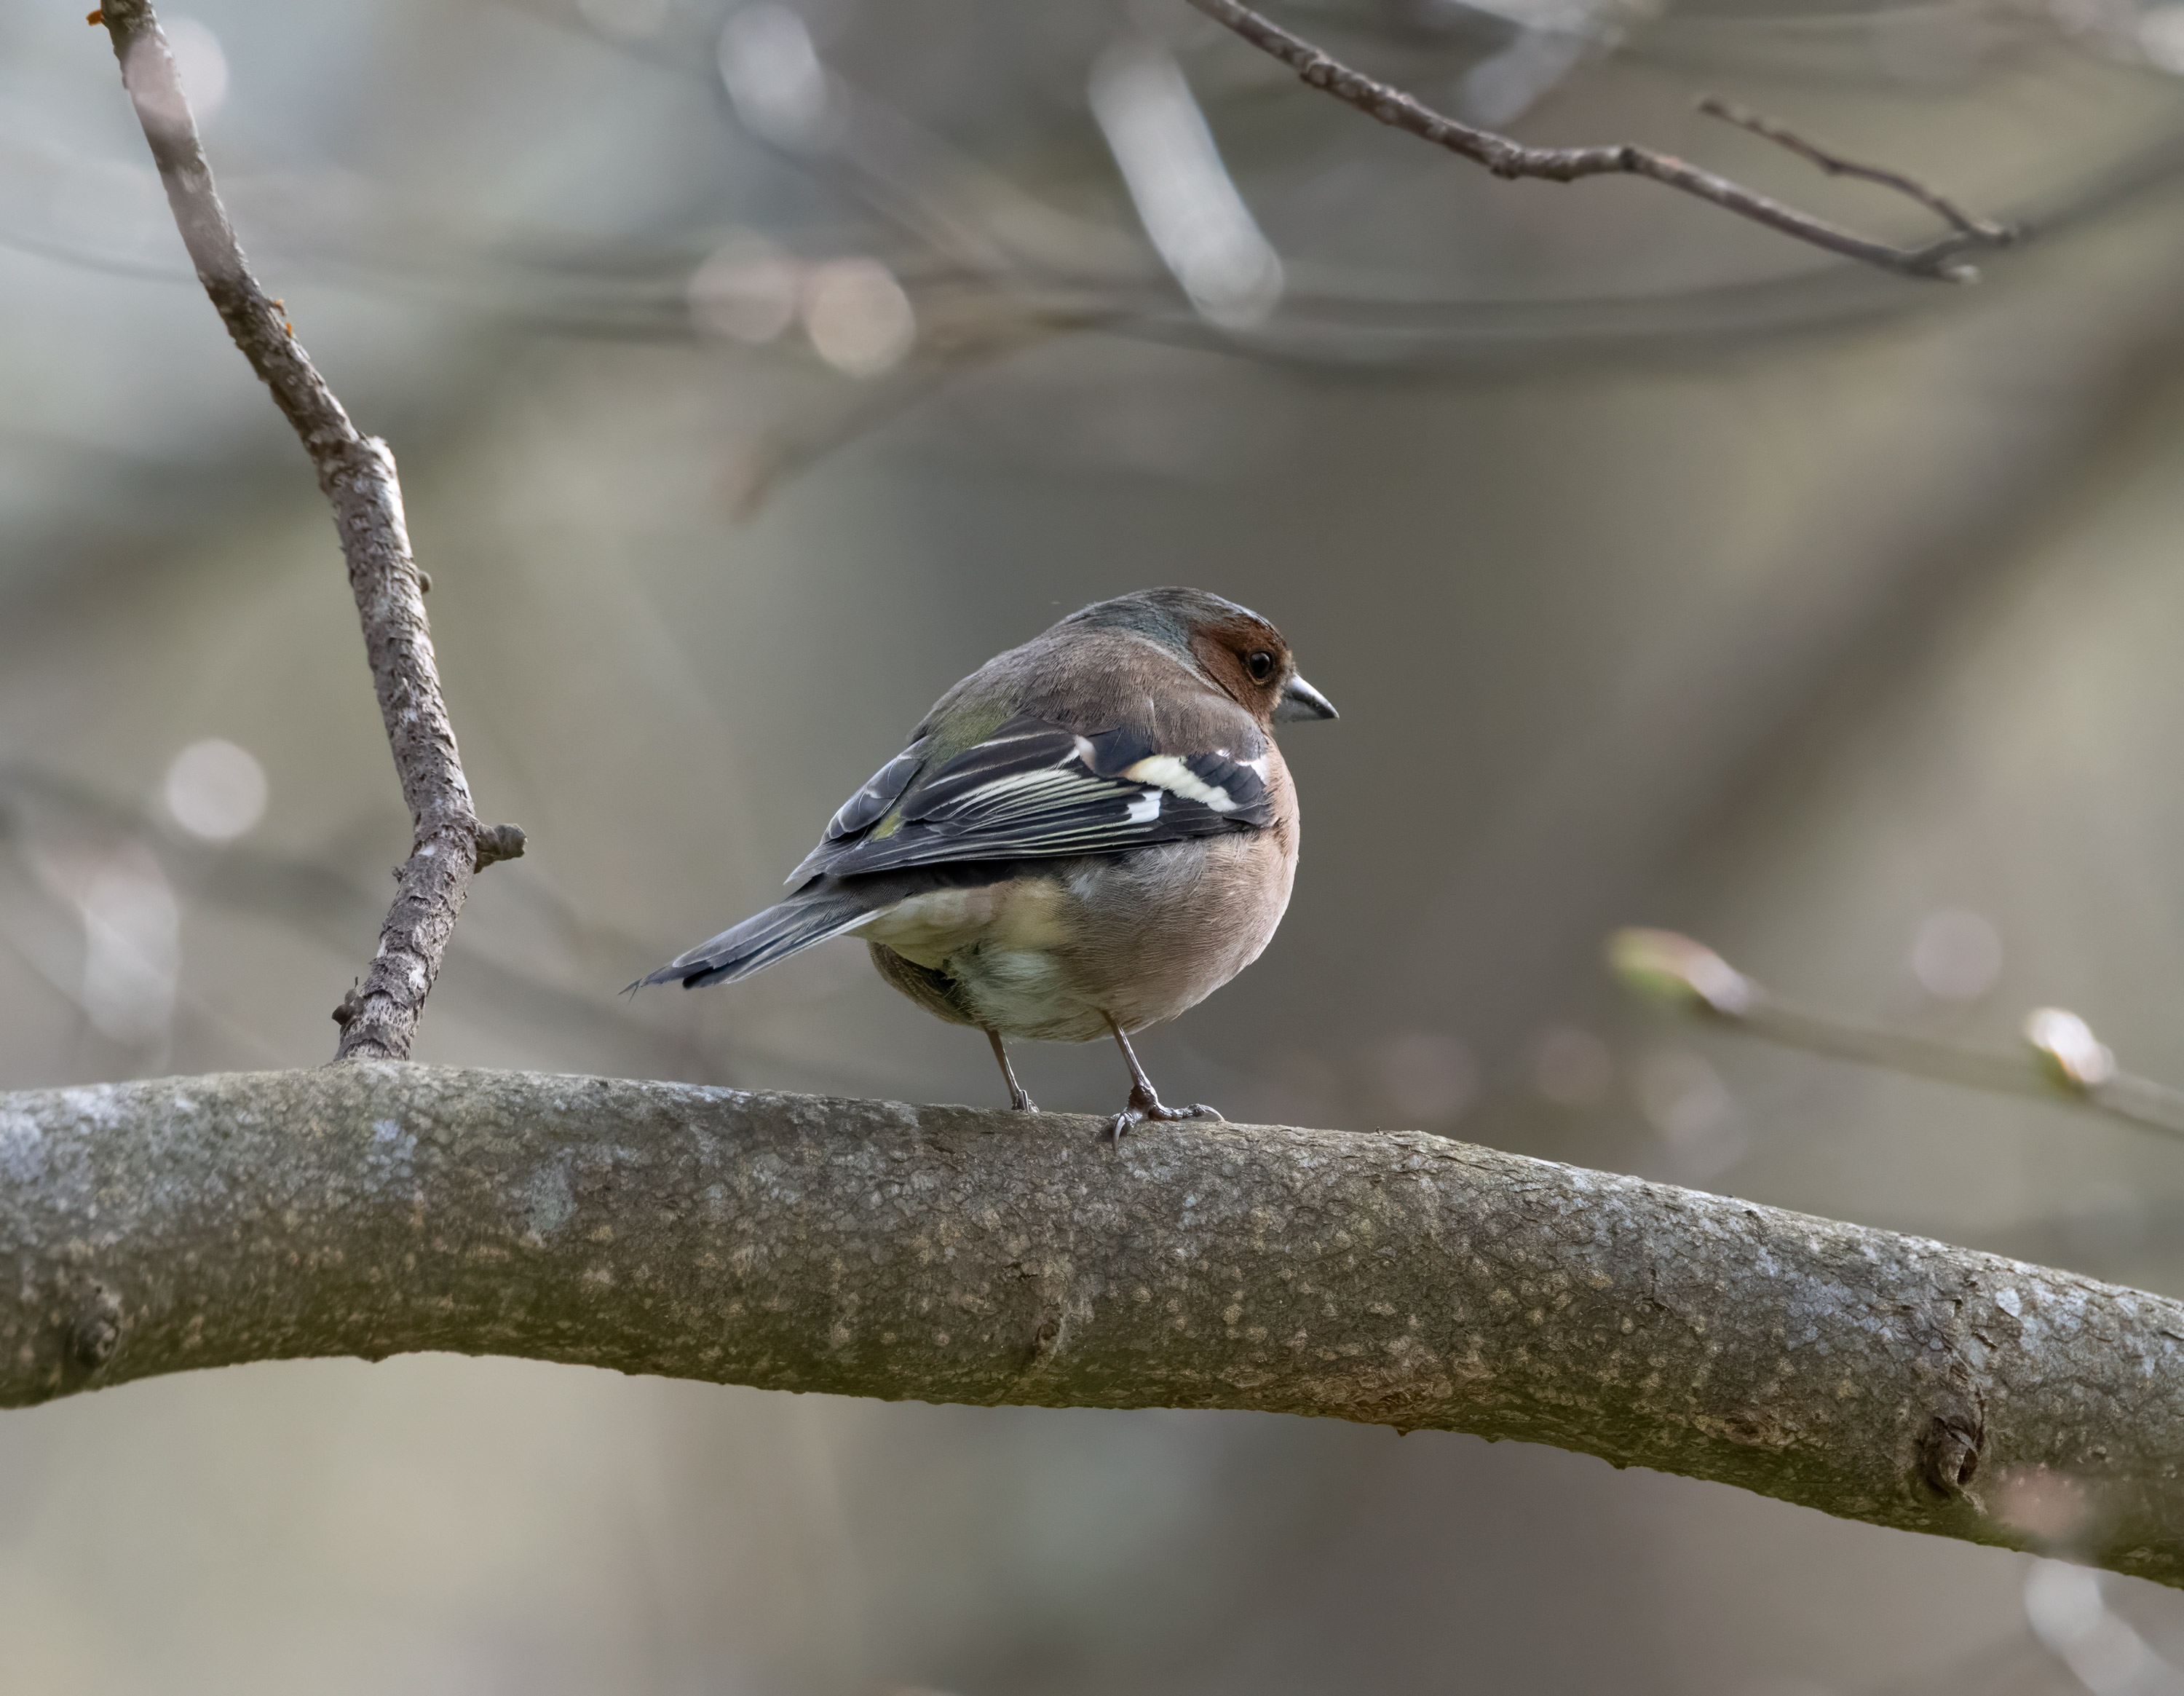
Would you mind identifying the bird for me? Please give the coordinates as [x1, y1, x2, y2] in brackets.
[634, 587, 1337, 1136]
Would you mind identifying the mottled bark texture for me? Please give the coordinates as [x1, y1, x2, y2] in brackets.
[97, 0, 519, 1062]
[6, 1066, 2183, 1584]
[1183, 0, 2013, 281]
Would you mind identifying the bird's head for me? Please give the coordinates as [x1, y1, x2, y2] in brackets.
[1061, 586, 1338, 729]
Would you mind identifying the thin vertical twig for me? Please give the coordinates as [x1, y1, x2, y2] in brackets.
[92, 1, 523, 1060]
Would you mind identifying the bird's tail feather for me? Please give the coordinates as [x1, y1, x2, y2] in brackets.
[632, 894, 876, 991]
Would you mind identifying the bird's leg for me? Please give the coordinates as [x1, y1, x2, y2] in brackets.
[1105, 1017, 1222, 1140]
[986, 1028, 1038, 1113]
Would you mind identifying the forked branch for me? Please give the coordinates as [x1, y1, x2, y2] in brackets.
[1182, 0, 2016, 282]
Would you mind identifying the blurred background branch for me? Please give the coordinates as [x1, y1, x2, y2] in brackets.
[1610, 926, 2184, 1141]
[1183, 0, 2014, 280]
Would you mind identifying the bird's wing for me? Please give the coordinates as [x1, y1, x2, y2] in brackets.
[789, 714, 1275, 883]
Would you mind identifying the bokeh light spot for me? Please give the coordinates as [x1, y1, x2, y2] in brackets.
[1910, 907, 2002, 1003]
[689, 233, 801, 343]
[719, 4, 831, 148]
[164, 738, 267, 842]
[165, 17, 229, 123]
[802, 259, 915, 376]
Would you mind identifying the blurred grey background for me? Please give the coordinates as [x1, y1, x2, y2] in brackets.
[9, 0, 2184, 1689]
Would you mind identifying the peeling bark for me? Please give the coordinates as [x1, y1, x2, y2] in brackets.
[4, 1065, 2180, 1583]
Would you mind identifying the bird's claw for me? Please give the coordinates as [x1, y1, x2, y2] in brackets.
[1107, 1088, 1223, 1142]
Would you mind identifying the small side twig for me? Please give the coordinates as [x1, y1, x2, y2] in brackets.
[94, 0, 521, 1061]
[1610, 928, 2184, 1142]
[1693, 96, 2008, 245]
[472, 824, 528, 871]
[1181, 0, 2016, 283]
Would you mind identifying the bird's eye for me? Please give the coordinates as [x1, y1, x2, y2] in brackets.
[1246, 650, 1276, 684]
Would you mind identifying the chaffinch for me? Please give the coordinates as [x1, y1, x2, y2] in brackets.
[637, 587, 1337, 1135]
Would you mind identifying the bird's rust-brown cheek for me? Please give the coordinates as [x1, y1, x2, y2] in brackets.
[1188, 625, 1287, 722]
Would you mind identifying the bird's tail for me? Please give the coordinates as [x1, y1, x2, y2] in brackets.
[630, 892, 876, 992]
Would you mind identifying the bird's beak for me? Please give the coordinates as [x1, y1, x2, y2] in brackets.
[1273, 674, 1338, 722]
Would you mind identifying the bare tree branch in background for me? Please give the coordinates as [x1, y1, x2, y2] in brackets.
[718, 290, 1112, 518]
[7, 1065, 2184, 1586]
[1693, 96, 2006, 244]
[92, 0, 522, 1062]
[1612, 928, 2184, 1142]
[1182, 0, 2016, 283]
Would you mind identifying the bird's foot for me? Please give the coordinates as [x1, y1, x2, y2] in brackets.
[1108, 1086, 1223, 1142]
[1009, 1089, 1040, 1114]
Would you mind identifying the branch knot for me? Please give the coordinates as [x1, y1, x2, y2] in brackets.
[1918, 1411, 1985, 1496]
[68, 1286, 123, 1373]
[473, 823, 527, 871]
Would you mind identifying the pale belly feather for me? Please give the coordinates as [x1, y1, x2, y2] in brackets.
[855, 829, 1294, 1044]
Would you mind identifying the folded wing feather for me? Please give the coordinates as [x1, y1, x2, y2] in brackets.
[792, 714, 1274, 884]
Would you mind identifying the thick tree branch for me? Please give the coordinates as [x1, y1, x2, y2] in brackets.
[1182, 0, 2016, 283]
[93, 0, 520, 1061]
[5, 1065, 2183, 1585]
